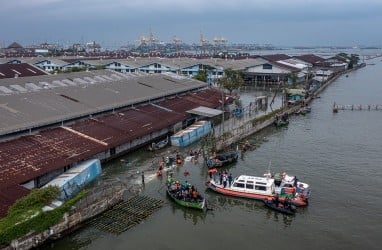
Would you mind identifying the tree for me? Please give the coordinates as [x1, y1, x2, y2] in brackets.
[289, 71, 298, 87]
[217, 68, 244, 94]
[193, 65, 215, 83]
[193, 70, 208, 82]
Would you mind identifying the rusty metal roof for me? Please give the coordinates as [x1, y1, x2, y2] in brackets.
[0, 87, 223, 217]
[69, 104, 186, 148]
[0, 185, 30, 218]
[0, 128, 107, 190]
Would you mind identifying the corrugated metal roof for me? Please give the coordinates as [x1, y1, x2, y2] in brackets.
[0, 70, 207, 136]
[0, 84, 223, 217]
[0, 63, 48, 79]
[186, 106, 223, 117]
[0, 127, 107, 190]
[0, 87, 222, 191]
[0, 185, 30, 218]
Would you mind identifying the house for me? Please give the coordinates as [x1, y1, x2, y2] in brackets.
[293, 54, 325, 66]
[61, 59, 95, 71]
[262, 54, 291, 62]
[26, 58, 67, 72]
[244, 61, 300, 84]
[313, 69, 334, 82]
[286, 88, 306, 104]
[104, 60, 138, 73]
[315, 56, 348, 72]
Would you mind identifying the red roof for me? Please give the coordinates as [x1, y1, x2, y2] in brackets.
[293, 54, 325, 64]
[0, 63, 47, 79]
[0, 87, 223, 217]
[262, 54, 291, 62]
[0, 185, 30, 218]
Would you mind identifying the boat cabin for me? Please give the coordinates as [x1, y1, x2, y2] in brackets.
[275, 174, 310, 198]
[231, 175, 275, 195]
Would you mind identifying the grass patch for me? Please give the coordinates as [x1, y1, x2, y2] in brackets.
[0, 187, 86, 245]
[251, 108, 284, 125]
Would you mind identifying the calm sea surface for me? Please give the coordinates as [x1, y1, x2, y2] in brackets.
[42, 54, 382, 250]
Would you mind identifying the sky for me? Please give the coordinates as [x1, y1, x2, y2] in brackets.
[1, 0, 381, 48]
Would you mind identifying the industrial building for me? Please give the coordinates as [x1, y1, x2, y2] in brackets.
[0, 69, 223, 217]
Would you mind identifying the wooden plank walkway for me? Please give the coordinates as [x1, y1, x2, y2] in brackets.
[333, 103, 382, 112]
[89, 195, 164, 234]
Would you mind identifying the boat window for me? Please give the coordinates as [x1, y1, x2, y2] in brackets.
[233, 183, 245, 188]
[256, 182, 266, 185]
[247, 180, 254, 184]
[246, 184, 254, 189]
[255, 185, 267, 191]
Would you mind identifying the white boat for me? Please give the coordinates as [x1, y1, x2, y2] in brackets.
[271, 172, 310, 199]
[148, 137, 168, 151]
[206, 172, 310, 206]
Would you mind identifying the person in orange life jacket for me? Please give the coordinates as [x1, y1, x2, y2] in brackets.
[192, 189, 198, 201]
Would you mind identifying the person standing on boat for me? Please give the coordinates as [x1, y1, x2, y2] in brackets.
[293, 176, 298, 187]
[228, 173, 233, 187]
[223, 174, 227, 188]
[273, 194, 279, 207]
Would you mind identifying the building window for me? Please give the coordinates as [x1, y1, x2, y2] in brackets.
[110, 147, 116, 155]
[263, 64, 273, 70]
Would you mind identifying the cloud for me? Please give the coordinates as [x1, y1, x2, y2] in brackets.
[1, 0, 381, 46]
[2, 0, 382, 13]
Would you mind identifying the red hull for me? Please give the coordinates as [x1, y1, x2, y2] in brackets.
[206, 181, 308, 207]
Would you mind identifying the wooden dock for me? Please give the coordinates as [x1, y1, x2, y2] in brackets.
[89, 195, 163, 234]
[333, 103, 382, 113]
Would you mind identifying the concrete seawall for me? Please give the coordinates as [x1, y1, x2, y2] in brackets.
[213, 65, 365, 151]
[4, 183, 127, 250]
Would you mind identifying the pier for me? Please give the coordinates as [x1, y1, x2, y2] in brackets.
[333, 103, 382, 112]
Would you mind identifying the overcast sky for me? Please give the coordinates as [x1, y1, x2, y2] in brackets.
[1, 0, 381, 48]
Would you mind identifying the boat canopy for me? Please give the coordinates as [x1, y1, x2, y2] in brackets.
[234, 175, 274, 187]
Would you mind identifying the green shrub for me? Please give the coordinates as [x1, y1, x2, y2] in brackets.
[0, 189, 86, 245]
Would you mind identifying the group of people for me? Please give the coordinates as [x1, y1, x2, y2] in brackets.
[274, 112, 289, 123]
[209, 169, 233, 188]
[241, 140, 256, 152]
[167, 178, 201, 202]
[189, 149, 201, 163]
[156, 153, 183, 176]
[272, 193, 292, 209]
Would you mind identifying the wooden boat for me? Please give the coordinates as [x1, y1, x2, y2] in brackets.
[303, 106, 311, 113]
[207, 151, 239, 169]
[167, 186, 206, 210]
[205, 174, 309, 207]
[148, 137, 168, 151]
[274, 119, 289, 127]
[263, 199, 296, 215]
[274, 113, 289, 127]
